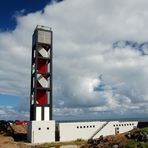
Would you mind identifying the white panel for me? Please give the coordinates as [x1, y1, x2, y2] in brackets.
[38, 48, 49, 58]
[38, 30, 51, 44]
[32, 64, 35, 74]
[36, 107, 41, 121]
[27, 120, 55, 143]
[59, 121, 105, 141]
[37, 74, 48, 88]
[44, 107, 50, 121]
[31, 94, 34, 104]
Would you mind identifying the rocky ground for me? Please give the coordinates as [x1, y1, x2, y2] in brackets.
[80, 134, 128, 148]
[0, 134, 29, 148]
[81, 127, 148, 148]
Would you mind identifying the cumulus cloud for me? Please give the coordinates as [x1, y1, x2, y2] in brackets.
[0, 106, 29, 120]
[0, 0, 148, 120]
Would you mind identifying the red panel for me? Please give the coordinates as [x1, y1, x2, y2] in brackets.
[37, 59, 47, 72]
[36, 90, 47, 105]
[36, 58, 48, 105]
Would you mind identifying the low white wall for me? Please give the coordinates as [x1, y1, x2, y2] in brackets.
[27, 120, 138, 143]
[94, 121, 138, 138]
[59, 121, 138, 141]
[59, 121, 106, 141]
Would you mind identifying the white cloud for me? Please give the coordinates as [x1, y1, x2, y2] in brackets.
[0, 106, 29, 120]
[0, 0, 148, 120]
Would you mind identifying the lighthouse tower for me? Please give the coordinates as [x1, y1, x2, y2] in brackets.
[28, 25, 55, 143]
[30, 25, 53, 121]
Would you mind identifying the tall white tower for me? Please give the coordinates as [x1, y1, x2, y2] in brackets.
[28, 25, 55, 143]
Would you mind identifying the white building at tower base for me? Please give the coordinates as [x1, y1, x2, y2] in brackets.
[27, 120, 55, 143]
[27, 120, 138, 144]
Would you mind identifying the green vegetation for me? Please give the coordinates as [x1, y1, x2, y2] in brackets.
[125, 139, 148, 148]
[125, 127, 148, 148]
[136, 127, 148, 132]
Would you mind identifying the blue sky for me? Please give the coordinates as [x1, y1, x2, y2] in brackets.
[0, 94, 19, 106]
[0, 0, 62, 31]
[0, 0, 54, 117]
[1, 1, 46, 30]
[0, 0, 148, 121]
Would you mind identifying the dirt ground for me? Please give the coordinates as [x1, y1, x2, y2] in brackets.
[0, 134, 80, 148]
[0, 133, 127, 148]
[0, 135, 25, 148]
[11, 124, 27, 134]
[0, 124, 31, 148]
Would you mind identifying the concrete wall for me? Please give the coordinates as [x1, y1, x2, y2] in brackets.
[59, 121, 138, 141]
[27, 120, 55, 144]
[94, 121, 138, 138]
[59, 121, 106, 141]
[27, 120, 138, 143]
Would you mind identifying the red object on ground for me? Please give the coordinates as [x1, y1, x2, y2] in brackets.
[15, 120, 28, 125]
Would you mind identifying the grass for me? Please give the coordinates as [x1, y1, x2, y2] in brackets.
[36, 139, 86, 148]
[136, 127, 148, 132]
[125, 139, 148, 148]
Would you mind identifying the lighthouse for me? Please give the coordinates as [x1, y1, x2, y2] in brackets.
[27, 25, 55, 143]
